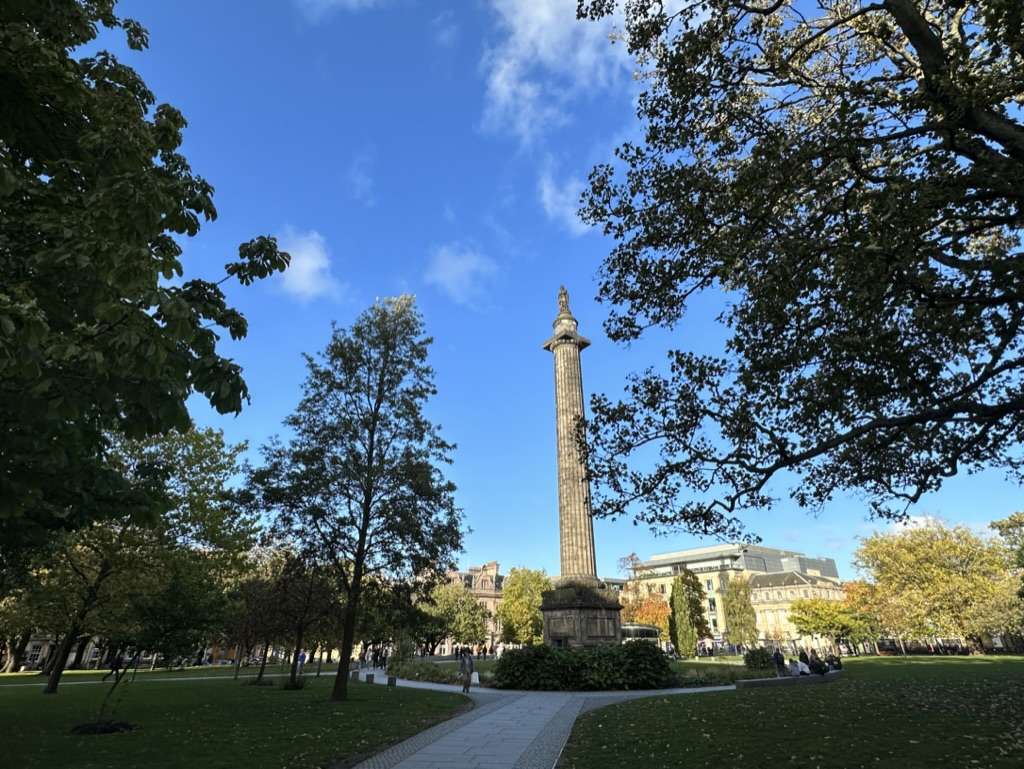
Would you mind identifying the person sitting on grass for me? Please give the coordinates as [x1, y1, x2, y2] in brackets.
[788, 658, 800, 676]
[808, 649, 828, 675]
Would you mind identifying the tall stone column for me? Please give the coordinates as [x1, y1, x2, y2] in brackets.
[543, 286, 598, 584]
[540, 286, 621, 649]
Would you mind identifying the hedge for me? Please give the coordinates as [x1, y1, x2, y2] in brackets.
[492, 641, 674, 691]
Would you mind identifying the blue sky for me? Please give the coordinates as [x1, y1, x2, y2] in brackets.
[101, 0, 1019, 580]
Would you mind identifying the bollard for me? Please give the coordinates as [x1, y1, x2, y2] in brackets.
[365, 673, 374, 684]
[387, 675, 397, 688]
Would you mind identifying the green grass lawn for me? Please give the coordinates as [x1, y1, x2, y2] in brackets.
[0, 662, 301, 686]
[560, 655, 1024, 769]
[670, 659, 766, 685]
[0, 670, 468, 769]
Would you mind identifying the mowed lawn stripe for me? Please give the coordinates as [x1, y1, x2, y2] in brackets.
[0, 674, 467, 769]
[559, 656, 1024, 769]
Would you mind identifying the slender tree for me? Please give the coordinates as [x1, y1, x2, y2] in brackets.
[669, 569, 709, 658]
[271, 553, 337, 688]
[577, 0, 1024, 538]
[250, 297, 463, 701]
[722, 577, 758, 649]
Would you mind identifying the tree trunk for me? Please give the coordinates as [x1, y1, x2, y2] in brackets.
[255, 638, 270, 684]
[288, 628, 304, 687]
[2, 632, 31, 673]
[331, 597, 361, 701]
[43, 628, 78, 694]
[40, 636, 61, 675]
[233, 644, 242, 680]
[898, 638, 907, 656]
[69, 635, 90, 669]
[316, 648, 324, 677]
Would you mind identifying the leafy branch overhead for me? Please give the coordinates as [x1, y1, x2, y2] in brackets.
[0, 2, 289, 553]
[576, 0, 1024, 537]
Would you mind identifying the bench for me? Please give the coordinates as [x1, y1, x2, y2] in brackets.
[736, 670, 843, 689]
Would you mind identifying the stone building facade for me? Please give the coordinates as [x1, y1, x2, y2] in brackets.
[627, 543, 843, 650]
[437, 561, 505, 654]
[748, 570, 845, 651]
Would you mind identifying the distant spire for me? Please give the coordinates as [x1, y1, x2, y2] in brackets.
[558, 285, 570, 314]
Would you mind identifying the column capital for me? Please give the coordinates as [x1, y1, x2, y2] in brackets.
[543, 286, 591, 351]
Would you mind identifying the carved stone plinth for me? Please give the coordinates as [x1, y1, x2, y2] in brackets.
[540, 581, 622, 648]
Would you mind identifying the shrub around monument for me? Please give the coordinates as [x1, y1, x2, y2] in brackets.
[743, 647, 775, 671]
[387, 659, 462, 686]
[493, 641, 673, 691]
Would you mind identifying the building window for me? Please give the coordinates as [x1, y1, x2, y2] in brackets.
[711, 618, 718, 631]
[659, 584, 666, 594]
[27, 643, 42, 664]
[708, 597, 717, 613]
[802, 589, 808, 598]
[705, 579, 713, 591]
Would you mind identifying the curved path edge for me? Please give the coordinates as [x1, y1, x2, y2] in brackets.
[350, 668, 734, 769]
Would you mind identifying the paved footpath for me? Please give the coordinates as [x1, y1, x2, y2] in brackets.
[349, 668, 733, 769]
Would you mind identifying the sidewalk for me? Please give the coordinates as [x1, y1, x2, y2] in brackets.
[350, 668, 733, 769]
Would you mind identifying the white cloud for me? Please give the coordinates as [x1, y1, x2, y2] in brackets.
[295, 0, 386, 22]
[348, 150, 375, 206]
[424, 243, 498, 307]
[278, 227, 344, 301]
[538, 162, 589, 235]
[432, 11, 459, 47]
[891, 514, 945, 530]
[481, 0, 630, 144]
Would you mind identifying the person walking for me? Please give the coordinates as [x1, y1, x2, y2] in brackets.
[297, 650, 306, 676]
[459, 649, 474, 694]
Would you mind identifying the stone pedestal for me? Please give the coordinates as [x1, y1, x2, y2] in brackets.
[540, 581, 622, 649]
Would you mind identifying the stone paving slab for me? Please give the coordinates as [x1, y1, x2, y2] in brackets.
[347, 692, 517, 769]
[349, 668, 737, 769]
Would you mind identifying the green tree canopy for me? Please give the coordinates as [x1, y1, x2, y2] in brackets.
[578, 0, 1024, 538]
[788, 598, 872, 653]
[854, 521, 1023, 645]
[722, 576, 758, 648]
[0, 0, 288, 559]
[992, 513, 1024, 601]
[427, 582, 490, 647]
[248, 297, 463, 701]
[496, 568, 552, 646]
[28, 427, 254, 693]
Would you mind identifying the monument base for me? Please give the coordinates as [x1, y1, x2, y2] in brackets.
[540, 581, 622, 648]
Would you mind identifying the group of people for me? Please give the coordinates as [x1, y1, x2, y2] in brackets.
[357, 646, 389, 670]
[451, 644, 499, 659]
[772, 647, 843, 677]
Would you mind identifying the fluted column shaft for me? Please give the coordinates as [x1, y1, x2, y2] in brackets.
[551, 340, 598, 581]
[543, 287, 598, 585]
